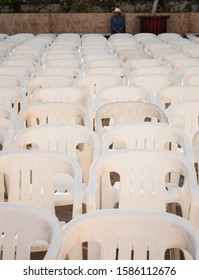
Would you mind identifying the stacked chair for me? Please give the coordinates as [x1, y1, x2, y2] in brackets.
[0, 32, 199, 260]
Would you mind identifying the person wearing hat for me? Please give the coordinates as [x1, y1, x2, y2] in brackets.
[110, 7, 125, 34]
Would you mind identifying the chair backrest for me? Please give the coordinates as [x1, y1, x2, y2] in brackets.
[77, 74, 124, 95]
[87, 149, 199, 225]
[0, 128, 8, 151]
[95, 101, 167, 139]
[95, 86, 154, 110]
[0, 66, 33, 81]
[126, 58, 163, 71]
[58, 209, 199, 260]
[129, 74, 176, 96]
[169, 58, 199, 73]
[180, 65, 199, 78]
[38, 66, 80, 78]
[183, 74, 199, 86]
[13, 124, 100, 184]
[0, 87, 23, 118]
[132, 66, 173, 77]
[31, 86, 92, 113]
[15, 102, 91, 130]
[26, 75, 75, 105]
[167, 100, 199, 144]
[0, 104, 14, 131]
[156, 85, 199, 110]
[0, 202, 61, 260]
[0, 74, 22, 88]
[102, 122, 193, 159]
[86, 59, 123, 69]
[0, 150, 83, 218]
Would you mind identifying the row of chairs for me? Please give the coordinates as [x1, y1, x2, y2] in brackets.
[1, 32, 199, 260]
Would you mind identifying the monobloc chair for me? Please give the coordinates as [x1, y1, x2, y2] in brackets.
[95, 101, 167, 139]
[0, 128, 8, 151]
[26, 75, 75, 106]
[0, 66, 33, 81]
[129, 74, 176, 96]
[87, 150, 199, 229]
[86, 59, 122, 69]
[126, 58, 163, 71]
[58, 209, 199, 260]
[179, 65, 199, 78]
[38, 66, 80, 79]
[169, 58, 199, 73]
[0, 150, 83, 219]
[86, 67, 129, 85]
[94, 86, 154, 110]
[0, 87, 23, 119]
[156, 85, 199, 110]
[13, 124, 100, 185]
[0, 74, 22, 88]
[132, 66, 173, 77]
[0, 202, 61, 260]
[167, 100, 199, 145]
[77, 74, 124, 105]
[102, 122, 194, 160]
[15, 102, 91, 131]
[0, 104, 14, 131]
[31, 86, 93, 122]
[183, 74, 199, 86]
[192, 130, 199, 182]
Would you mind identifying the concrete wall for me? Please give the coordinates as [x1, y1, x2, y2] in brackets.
[0, 12, 199, 36]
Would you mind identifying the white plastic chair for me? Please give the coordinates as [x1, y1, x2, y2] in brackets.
[169, 58, 199, 73]
[13, 124, 100, 185]
[129, 74, 176, 96]
[134, 33, 157, 42]
[0, 202, 61, 260]
[0, 150, 83, 219]
[180, 65, 199, 78]
[31, 86, 93, 121]
[167, 100, 199, 144]
[87, 149, 199, 229]
[126, 58, 163, 71]
[0, 87, 22, 119]
[162, 52, 191, 63]
[0, 128, 8, 151]
[38, 66, 80, 79]
[95, 101, 167, 139]
[1, 59, 39, 75]
[83, 53, 114, 64]
[149, 47, 178, 60]
[192, 130, 199, 183]
[0, 104, 14, 131]
[0, 75, 22, 88]
[46, 59, 82, 68]
[86, 59, 122, 69]
[132, 66, 174, 77]
[183, 74, 199, 86]
[158, 33, 182, 42]
[0, 66, 33, 82]
[156, 85, 199, 110]
[58, 209, 199, 260]
[86, 67, 129, 85]
[94, 86, 154, 110]
[186, 47, 199, 58]
[102, 122, 194, 160]
[26, 75, 75, 106]
[117, 49, 149, 62]
[15, 102, 91, 131]
[77, 74, 124, 105]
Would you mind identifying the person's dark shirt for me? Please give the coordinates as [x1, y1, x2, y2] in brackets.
[110, 14, 125, 34]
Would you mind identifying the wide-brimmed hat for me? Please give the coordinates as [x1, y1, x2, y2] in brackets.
[113, 7, 122, 13]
